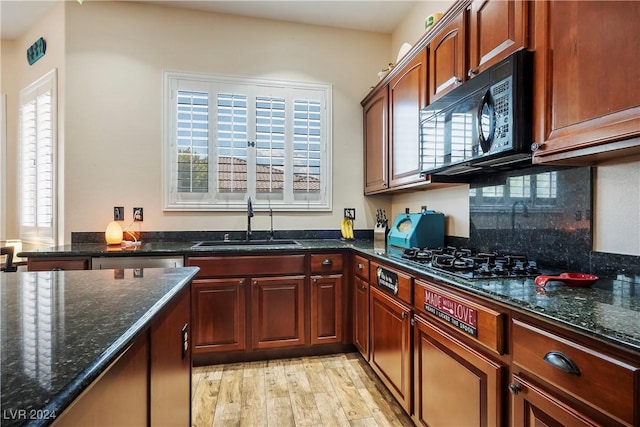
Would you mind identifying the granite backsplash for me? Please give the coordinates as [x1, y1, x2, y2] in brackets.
[451, 166, 640, 279]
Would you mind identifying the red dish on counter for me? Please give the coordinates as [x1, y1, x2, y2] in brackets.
[535, 273, 599, 288]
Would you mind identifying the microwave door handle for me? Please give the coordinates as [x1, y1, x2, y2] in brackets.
[477, 90, 496, 153]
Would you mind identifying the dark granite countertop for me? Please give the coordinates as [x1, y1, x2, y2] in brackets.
[0, 267, 199, 426]
[18, 239, 640, 355]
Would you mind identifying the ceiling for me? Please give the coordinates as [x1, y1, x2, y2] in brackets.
[1, 0, 419, 40]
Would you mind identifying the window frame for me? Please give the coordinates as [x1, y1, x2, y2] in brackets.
[18, 69, 58, 245]
[163, 71, 333, 212]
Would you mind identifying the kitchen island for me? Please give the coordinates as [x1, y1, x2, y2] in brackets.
[0, 267, 198, 426]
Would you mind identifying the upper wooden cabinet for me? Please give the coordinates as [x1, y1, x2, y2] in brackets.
[389, 48, 428, 187]
[363, 86, 388, 194]
[429, 11, 465, 102]
[468, 0, 529, 76]
[532, 0, 640, 165]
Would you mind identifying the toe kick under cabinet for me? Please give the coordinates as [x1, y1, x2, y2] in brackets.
[186, 252, 347, 365]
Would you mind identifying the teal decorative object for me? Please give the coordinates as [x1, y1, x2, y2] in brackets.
[26, 37, 46, 65]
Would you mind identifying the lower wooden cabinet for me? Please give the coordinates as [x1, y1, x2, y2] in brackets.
[413, 314, 504, 427]
[55, 284, 191, 426]
[149, 284, 192, 426]
[510, 375, 602, 426]
[192, 278, 246, 353]
[310, 274, 343, 345]
[369, 286, 413, 413]
[511, 318, 640, 426]
[353, 276, 370, 360]
[251, 276, 306, 349]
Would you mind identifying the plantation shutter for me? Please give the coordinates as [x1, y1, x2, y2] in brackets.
[19, 70, 56, 244]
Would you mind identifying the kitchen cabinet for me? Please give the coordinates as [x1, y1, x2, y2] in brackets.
[511, 317, 640, 426]
[310, 253, 344, 345]
[369, 285, 413, 413]
[362, 86, 388, 194]
[413, 278, 507, 426]
[532, 0, 640, 165]
[510, 374, 603, 426]
[388, 48, 428, 188]
[353, 254, 370, 359]
[187, 253, 348, 362]
[149, 284, 192, 426]
[467, 0, 529, 76]
[366, 260, 414, 412]
[251, 275, 306, 349]
[191, 278, 246, 353]
[55, 284, 191, 426]
[428, 11, 465, 102]
[27, 257, 90, 271]
[187, 254, 306, 360]
[413, 315, 504, 427]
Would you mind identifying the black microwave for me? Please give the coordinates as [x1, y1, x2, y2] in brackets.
[419, 49, 533, 177]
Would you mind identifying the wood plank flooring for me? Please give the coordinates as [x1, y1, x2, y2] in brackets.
[192, 352, 414, 427]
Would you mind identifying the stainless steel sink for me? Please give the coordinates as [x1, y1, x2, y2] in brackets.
[191, 239, 300, 248]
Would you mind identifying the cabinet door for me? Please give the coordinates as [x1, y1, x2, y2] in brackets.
[353, 276, 369, 360]
[310, 274, 343, 345]
[413, 315, 504, 427]
[468, 0, 528, 76]
[510, 375, 602, 426]
[150, 285, 192, 426]
[192, 278, 246, 353]
[532, 1, 640, 164]
[388, 49, 428, 188]
[429, 12, 466, 102]
[363, 87, 389, 194]
[369, 286, 412, 413]
[251, 276, 306, 349]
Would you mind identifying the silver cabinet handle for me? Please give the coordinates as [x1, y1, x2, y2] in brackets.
[321, 258, 332, 266]
[543, 351, 581, 376]
[467, 68, 478, 77]
[358, 263, 364, 269]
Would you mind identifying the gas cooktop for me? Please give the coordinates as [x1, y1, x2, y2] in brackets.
[396, 246, 541, 280]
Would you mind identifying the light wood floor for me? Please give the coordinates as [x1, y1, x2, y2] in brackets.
[191, 352, 414, 427]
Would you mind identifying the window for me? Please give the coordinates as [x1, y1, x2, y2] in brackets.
[164, 72, 332, 211]
[19, 69, 57, 245]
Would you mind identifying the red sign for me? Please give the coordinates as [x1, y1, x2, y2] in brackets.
[424, 289, 478, 337]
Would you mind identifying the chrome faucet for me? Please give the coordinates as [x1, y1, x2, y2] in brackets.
[247, 197, 254, 241]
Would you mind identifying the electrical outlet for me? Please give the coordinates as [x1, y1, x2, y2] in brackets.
[113, 206, 124, 221]
[133, 207, 143, 221]
[344, 208, 355, 220]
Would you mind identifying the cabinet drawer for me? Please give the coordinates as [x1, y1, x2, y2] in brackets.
[512, 318, 639, 426]
[28, 257, 90, 271]
[187, 255, 305, 278]
[414, 280, 506, 355]
[353, 254, 369, 280]
[310, 253, 343, 274]
[369, 261, 412, 305]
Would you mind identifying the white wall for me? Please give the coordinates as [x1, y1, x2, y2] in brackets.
[594, 156, 640, 256]
[1, 2, 65, 245]
[391, 0, 455, 63]
[57, 1, 390, 242]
